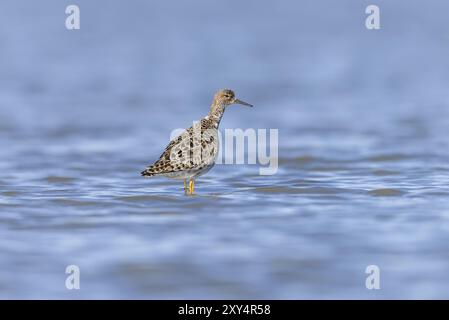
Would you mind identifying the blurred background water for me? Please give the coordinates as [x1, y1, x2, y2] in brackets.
[1, 0, 449, 299]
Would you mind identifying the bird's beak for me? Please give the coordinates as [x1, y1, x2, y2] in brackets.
[234, 99, 253, 107]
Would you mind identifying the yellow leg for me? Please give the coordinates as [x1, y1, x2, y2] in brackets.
[183, 179, 187, 193]
[189, 179, 195, 194]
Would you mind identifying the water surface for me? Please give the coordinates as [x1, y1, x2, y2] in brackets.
[1, 0, 449, 299]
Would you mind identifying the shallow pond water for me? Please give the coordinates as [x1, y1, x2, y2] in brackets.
[1, 0, 449, 298]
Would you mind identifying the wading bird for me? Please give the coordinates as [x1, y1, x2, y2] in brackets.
[141, 89, 253, 194]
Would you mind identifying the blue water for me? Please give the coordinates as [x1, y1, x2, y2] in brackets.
[1, 0, 449, 299]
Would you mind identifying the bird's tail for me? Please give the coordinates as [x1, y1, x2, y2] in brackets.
[141, 166, 156, 177]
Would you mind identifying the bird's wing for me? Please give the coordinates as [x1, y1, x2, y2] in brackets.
[141, 123, 204, 176]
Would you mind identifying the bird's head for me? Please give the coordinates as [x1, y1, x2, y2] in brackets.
[213, 89, 253, 108]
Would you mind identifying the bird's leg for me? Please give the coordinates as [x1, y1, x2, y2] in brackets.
[183, 178, 187, 194]
[189, 179, 195, 194]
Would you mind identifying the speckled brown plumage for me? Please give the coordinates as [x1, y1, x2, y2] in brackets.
[140, 118, 218, 177]
[141, 89, 253, 193]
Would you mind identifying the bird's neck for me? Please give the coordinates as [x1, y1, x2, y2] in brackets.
[207, 102, 226, 126]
